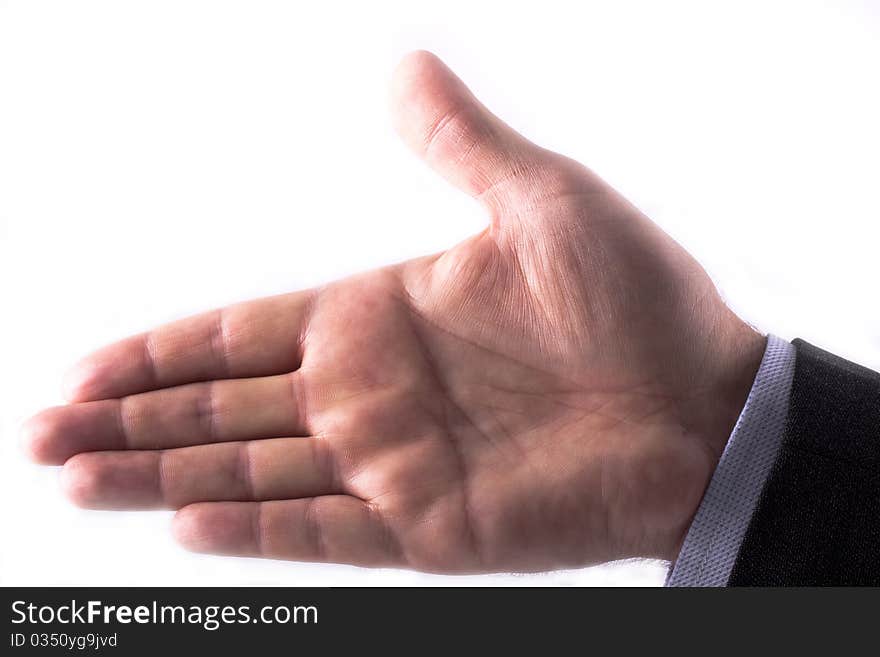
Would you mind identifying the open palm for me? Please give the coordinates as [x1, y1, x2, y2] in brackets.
[25, 52, 764, 573]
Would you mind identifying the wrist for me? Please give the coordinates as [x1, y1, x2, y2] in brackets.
[664, 321, 767, 561]
[696, 324, 767, 458]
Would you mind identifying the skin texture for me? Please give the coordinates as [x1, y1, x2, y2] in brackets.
[23, 51, 765, 574]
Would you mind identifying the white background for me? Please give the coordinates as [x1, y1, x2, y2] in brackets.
[1, 0, 878, 586]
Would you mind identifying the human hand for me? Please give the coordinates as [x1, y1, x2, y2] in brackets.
[23, 51, 764, 573]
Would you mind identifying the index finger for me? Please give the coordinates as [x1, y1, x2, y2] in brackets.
[64, 290, 316, 402]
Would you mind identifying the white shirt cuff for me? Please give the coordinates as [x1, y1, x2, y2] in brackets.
[666, 334, 796, 586]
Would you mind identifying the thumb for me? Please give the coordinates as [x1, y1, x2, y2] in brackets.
[391, 51, 595, 219]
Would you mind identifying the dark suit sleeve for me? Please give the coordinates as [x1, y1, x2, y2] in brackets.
[728, 339, 880, 585]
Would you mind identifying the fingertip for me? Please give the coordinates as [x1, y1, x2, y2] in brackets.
[172, 503, 253, 555]
[18, 415, 45, 463]
[390, 49, 461, 142]
[391, 49, 445, 89]
[171, 506, 199, 550]
[19, 410, 64, 465]
[171, 505, 219, 553]
[62, 361, 101, 402]
[60, 454, 101, 508]
[391, 49, 453, 103]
